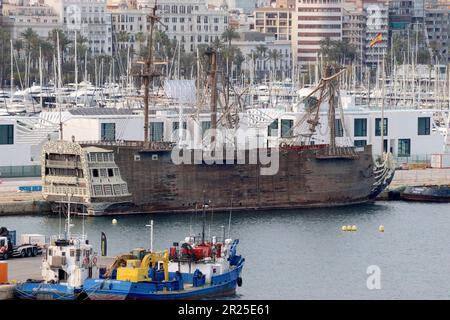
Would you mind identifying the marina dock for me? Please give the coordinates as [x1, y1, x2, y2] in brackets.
[0, 177, 50, 215]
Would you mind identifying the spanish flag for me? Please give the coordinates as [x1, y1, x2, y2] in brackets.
[370, 33, 383, 47]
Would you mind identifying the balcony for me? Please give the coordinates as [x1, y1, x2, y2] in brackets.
[46, 160, 82, 169]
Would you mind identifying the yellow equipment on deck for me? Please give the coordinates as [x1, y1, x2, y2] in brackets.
[104, 254, 136, 279]
[116, 250, 169, 283]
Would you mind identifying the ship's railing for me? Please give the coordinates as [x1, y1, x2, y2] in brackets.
[50, 234, 88, 245]
[46, 160, 82, 169]
[78, 140, 176, 151]
[43, 185, 87, 197]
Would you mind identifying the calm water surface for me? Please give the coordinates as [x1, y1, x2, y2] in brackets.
[2, 201, 450, 299]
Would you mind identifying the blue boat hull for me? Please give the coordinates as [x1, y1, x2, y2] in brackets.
[15, 282, 80, 300]
[84, 259, 244, 300]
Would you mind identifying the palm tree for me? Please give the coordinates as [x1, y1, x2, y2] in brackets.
[221, 27, 240, 98]
[39, 40, 54, 80]
[268, 49, 283, 81]
[221, 27, 240, 48]
[48, 29, 71, 62]
[135, 32, 146, 57]
[255, 44, 268, 80]
[0, 29, 12, 86]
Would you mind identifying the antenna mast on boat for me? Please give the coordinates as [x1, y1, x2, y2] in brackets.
[145, 220, 154, 252]
[228, 197, 232, 239]
[66, 193, 72, 240]
[201, 203, 206, 244]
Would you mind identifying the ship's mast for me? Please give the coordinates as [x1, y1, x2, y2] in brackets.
[142, 2, 159, 147]
[326, 65, 337, 147]
[206, 48, 218, 146]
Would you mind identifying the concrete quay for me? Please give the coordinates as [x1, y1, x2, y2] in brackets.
[0, 177, 50, 215]
[389, 168, 450, 188]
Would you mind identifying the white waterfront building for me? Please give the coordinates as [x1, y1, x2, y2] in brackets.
[146, 0, 229, 53]
[231, 32, 292, 81]
[1, 1, 63, 39]
[0, 103, 447, 177]
[44, 0, 113, 56]
[107, 0, 149, 56]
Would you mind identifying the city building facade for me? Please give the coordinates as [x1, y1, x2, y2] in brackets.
[44, 0, 113, 55]
[292, 0, 343, 68]
[107, 0, 149, 56]
[1, 1, 62, 39]
[147, 0, 229, 53]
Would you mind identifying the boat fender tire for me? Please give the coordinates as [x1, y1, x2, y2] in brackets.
[237, 277, 243, 287]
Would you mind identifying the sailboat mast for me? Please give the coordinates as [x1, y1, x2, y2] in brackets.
[39, 46, 43, 108]
[381, 57, 386, 155]
[10, 40, 13, 103]
[327, 66, 336, 147]
[66, 193, 71, 240]
[75, 31, 78, 105]
[57, 31, 63, 140]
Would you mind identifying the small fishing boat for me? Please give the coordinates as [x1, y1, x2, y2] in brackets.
[15, 198, 99, 300]
[400, 185, 450, 202]
[83, 217, 245, 300]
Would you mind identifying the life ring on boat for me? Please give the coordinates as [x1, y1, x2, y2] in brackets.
[83, 257, 89, 266]
[92, 256, 98, 266]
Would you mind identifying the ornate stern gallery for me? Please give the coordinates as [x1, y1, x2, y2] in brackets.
[41, 140, 132, 215]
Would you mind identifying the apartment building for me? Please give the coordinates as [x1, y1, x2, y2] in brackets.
[2, 1, 62, 39]
[44, 0, 113, 55]
[364, 0, 388, 66]
[107, 0, 149, 56]
[253, 5, 293, 41]
[146, 0, 229, 54]
[292, 0, 343, 68]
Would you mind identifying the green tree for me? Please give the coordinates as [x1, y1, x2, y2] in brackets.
[320, 38, 357, 65]
[0, 29, 12, 87]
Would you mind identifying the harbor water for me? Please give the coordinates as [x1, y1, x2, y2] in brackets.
[2, 201, 450, 299]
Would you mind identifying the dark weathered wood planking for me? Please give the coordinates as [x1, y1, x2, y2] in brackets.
[104, 145, 375, 213]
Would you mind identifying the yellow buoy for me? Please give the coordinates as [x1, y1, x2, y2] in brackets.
[351, 225, 357, 232]
[379, 225, 385, 232]
[112, 219, 118, 224]
[342, 226, 347, 231]
[347, 225, 352, 231]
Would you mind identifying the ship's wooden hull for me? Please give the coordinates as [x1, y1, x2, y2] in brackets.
[85, 145, 376, 214]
